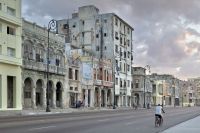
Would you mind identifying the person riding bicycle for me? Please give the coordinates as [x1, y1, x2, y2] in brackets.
[155, 104, 165, 125]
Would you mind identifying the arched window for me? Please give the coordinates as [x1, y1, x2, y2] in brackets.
[35, 44, 45, 62]
[23, 40, 33, 60]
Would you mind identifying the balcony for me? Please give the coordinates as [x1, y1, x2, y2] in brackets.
[94, 80, 102, 86]
[23, 59, 66, 75]
[103, 81, 113, 87]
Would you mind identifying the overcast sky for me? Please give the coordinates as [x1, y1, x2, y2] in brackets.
[22, 0, 200, 80]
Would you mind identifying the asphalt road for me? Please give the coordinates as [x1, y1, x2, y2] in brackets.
[0, 107, 200, 133]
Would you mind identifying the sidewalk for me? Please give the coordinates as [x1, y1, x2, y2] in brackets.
[162, 115, 200, 133]
[0, 107, 135, 117]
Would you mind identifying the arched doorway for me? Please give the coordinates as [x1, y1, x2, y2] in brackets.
[56, 82, 62, 107]
[94, 87, 99, 107]
[107, 89, 111, 106]
[24, 78, 33, 108]
[47, 81, 53, 107]
[101, 90, 105, 107]
[36, 79, 43, 107]
[134, 93, 140, 106]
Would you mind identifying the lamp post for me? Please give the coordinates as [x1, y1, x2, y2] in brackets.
[143, 65, 150, 108]
[46, 19, 57, 112]
[162, 80, 164, 107]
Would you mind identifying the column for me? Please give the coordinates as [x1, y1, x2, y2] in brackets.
[98, 87, 102, 108]
[61, 89, 65, 109]
[125, 95, 128, 107]
[90, 89, 94, 107]
[104, 89, 108, 108]
[42, 87, 47, 109]
[31, 87, 36, 109]
[52, 89, 56, 109]
[85, 89, 88, 107]
[1, 75, 7, 109]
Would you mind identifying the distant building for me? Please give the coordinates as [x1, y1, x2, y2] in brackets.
[0, 0, 22, 110]
[57, 5, 134, 107]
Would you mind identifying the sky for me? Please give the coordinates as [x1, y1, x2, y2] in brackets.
[22, 0, 200, 80]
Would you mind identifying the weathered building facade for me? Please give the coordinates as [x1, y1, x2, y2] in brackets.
[132, 67, 152, 107]
[22, 20, 66, 109]
[57, 5, 133, 107]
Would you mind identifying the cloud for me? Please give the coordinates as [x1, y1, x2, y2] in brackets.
[22, 0, 200, 79]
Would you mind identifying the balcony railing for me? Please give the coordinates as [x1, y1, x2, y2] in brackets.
[23, 59, 66, 75]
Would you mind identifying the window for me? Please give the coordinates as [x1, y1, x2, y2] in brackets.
[36, 54, 40, 62]
[7, 6, 16, 16]
[124, 80, 126, 87]
[104, 46, 107, 50]
[96, 19, 99, 24]
[124, 63, 126, 72]
[0, 3, 2, 10]
[127, 40, 130, 47]
[135, 79, 139, 88]
[69, 68, 73, 79]
[7, 26, 15, 35]
[70, 87, 73, 91]
[104, 33, 107, 37]
[120, 36, 122, 44]
[115, 32, 119, 40]
[75, 70, 79, 80]
[124, 51, 126, 58]
[7, 47, 15, 57]
[120, 79, 122, 87]
[56, 59, 60, 66]
[96, 46, 99, 51]
[116, 78, 118, 85]
[96, 34, 99, 38]
[128, 51, 130, 58]
[104, 19, 107, 23]
[115, 59, 118, 67]
[127, 65, 130, 71]
[115, 45, 118, 53]
[127, 28, 130, 34]
[82, 20, 85, 25]
[75, 87, 78, 91]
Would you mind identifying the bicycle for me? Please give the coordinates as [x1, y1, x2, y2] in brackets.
[155, 115, 162, 127]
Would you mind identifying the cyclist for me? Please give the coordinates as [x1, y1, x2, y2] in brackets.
[155, 104, 165, 125]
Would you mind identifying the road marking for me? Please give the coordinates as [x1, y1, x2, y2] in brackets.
[28, 125, 56, 131]
[98, 119, 109, 122]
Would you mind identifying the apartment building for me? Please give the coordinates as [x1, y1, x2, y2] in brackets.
[57, 5, 134, 107]
[188, 77, 200, 106]
[0, 0, 22, 110]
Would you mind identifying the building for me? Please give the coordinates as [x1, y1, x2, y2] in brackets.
[69, 48, 113, 108]
[22, 20, 66, 109]
[93, 58, 113, 108]
[150, 73, 178, 106]
[0, 0, 22, 110]
[57, 5, 134, 107]
[188, 77, 200, 106]
[67, 56, 81, 108]
[131, 67, 152, 107]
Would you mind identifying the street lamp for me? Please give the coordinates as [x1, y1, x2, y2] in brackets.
[143, 65, 150, 108]
[46, 19, 57, 112]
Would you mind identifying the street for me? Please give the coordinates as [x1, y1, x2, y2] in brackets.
[0, 107, 200, 133]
